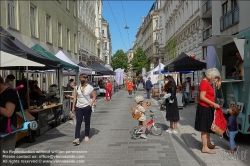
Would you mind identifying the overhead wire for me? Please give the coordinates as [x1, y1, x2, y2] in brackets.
[120, 0, 131, 48]
[107, 0, 127, 50]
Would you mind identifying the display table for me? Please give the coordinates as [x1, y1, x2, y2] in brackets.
[16, 111, 35, 142]
[28, 104, 62, 136]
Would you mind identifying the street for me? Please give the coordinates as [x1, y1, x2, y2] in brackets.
[13, 88, 250, 166]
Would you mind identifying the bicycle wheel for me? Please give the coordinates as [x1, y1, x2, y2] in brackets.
[131, 126, 142, 139]
[150, 123, 163, 136]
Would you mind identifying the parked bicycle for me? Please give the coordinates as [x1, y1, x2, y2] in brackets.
[131, 110, 163, 139]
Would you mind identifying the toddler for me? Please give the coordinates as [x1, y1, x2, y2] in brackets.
[134, 95, 148, 139]
[226, 107, 240, 153]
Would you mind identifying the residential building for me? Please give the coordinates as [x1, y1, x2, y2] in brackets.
[133, 0, 164, 70]
[126, 49, 134, 77]
[78, 0, 104, 66]
[0, 0, 79, 63]
[163, 0, 202, 65]
[102, 17, 112, 69]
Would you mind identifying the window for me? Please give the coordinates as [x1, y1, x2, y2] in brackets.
[155, 33, 158, 40]
[7, 0, 17, 29]
[46, 15, 51, 43]
[73, 0, 76, 17]
[231, 0, 238, 9]
[202, 47, 207, 60]
[104, 42, 107, 50]
[105, 56, 107, 64]
[222, 2, 228, 15]
[66, 0, 69, 10]
[30, 5, 37, 37]
[155, 20, 158, 28]
[98, 49, 100, 57]
[102, 30, 105, 37]
[67, 28, 70, 51]
[156, 46, 159, 53]
[58, 22, 62, 47]
[74, 33, 77, 53]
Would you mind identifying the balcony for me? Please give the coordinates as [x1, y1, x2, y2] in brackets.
[220, 6, 239, 31]
[202, 0, 212, 18]
[203, 25, 212, 41]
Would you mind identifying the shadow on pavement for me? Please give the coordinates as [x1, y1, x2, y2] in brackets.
[172, 134, 208, 166]
[79, 128, 100, 142]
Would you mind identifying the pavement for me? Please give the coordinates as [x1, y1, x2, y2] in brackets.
[10, 87, 250, 166]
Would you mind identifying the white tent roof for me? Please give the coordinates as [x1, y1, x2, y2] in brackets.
[151, 63, 165, 72]
[0, 51, 45, 67]
[55, 51, 92, 75]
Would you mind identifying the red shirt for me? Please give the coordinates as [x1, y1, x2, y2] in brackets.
[127, 82, 134, 91]
[199, 79, 214, 107]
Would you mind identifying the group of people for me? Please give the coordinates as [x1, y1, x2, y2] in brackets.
[134, 68, 240, 155]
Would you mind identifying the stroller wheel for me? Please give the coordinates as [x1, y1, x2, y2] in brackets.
[30, 121, 38, 130]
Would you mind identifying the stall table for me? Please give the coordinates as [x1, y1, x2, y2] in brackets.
[28, 104, 62, 136]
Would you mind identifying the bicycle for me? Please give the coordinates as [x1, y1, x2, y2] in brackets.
[130, 110, 163, 139]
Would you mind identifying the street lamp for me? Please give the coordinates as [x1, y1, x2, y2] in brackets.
[125, 25, 129, 29]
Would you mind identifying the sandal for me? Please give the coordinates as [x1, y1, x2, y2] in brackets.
[202, 150, 216, 154]
[225, 149, 234, 154]
[208, 145, 220, 149]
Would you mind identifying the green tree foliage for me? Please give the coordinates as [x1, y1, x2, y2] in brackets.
[166, 37, 177, 59]
[111, 49, 128, 72]
[131, 47, 149, 74]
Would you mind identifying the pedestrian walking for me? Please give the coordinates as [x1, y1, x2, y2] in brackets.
[127, 79, 134, 98]
[194, 68, 221, 154]
[225, 106, 240, 154]
[114, 80, 119, 93]
[104, 80, 112, 101]
[145, 77, 153, 99]
[163, 75, 180, 134]
[0, 75, 19, 164]
[182, 77, 191, 107]
[72, 73, 96, 145]
[133, 78, 137, 93]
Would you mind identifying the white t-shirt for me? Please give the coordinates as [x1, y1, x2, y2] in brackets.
[75, 84, 94, 108]
[185, 83, 190, 93]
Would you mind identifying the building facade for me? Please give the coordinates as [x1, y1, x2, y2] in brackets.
[133, 0, 164, 70]
[163, 0, 202, 65]
[78, 0, 104, 66]
[102, 17, 112, 70]
[0, 0, 79, 63]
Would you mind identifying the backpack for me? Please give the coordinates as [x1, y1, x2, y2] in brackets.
[130, 106, 141, 120]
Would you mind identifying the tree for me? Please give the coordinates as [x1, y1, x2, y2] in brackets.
[131, 47, 149, 74]
[166, 37, 177, 60]
[111, 49, 128, 72]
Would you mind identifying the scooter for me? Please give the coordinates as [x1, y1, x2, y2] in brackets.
[0, 85, 38, 138]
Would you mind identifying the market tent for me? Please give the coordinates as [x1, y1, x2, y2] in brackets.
[0, 26, 60, 69]
[55, 51, 92, 75]
[89, 61, 114, 75]
[0, 51, 44, 67]
[147, 63, 165, 84]
[164, 52, 206, 72]
[31, 44, 79, 71]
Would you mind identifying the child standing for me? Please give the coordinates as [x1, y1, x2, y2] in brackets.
[226, 107, 240, 153]
[134, 95, 148, 139]
[127, 80, 134, 98]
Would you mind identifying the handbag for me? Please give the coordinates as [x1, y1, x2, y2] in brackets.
[211, 107, 227, 137]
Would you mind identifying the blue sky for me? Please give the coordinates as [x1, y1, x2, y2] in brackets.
[102, 0, 154, 55]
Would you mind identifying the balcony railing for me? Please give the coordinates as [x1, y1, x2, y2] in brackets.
[203, 25, 212, 41]
[220, 6, 239, 31]
[202, 0, 212, 15]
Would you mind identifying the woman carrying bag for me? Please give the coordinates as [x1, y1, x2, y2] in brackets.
[194, 68, 221, 154]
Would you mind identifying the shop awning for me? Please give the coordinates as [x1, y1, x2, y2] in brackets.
[31, 44, 79, 71]
[78, 62, 96, 75]
[164, 52, 206, 72]
[55, 51, 91, 74]
[0, 26, 60, 69]
[0, 51, 45, 67]
[89, 61, 115, 75]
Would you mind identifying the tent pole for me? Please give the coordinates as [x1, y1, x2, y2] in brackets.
[26, 66, 30, 110]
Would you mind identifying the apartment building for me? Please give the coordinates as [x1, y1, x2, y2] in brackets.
[78, 0, 104, 66]
[102, 18, 112, 69]
[163, 0, 202, 65]
[0, 0, 79, 63]
[133, 0, 164, 70]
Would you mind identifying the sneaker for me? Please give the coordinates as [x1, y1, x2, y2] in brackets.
[186, 105, 188, 108]
[172, 130, 178, 134]
[73, 138, 80, 145]
[166, 128, 173, 133]
[84, 136, 89, 142]
[140, 134, 147, 139]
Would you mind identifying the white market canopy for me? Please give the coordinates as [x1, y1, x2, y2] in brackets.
[55, 51, 92, 75]
[147, 63, 165, 84]
[0, 51, 45, 67]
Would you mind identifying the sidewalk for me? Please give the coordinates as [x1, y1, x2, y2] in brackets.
[14, 89, 181, 166]
[151, 96, 250, 166]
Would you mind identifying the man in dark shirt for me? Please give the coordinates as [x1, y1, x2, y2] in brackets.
[67, 79, 74, 90]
